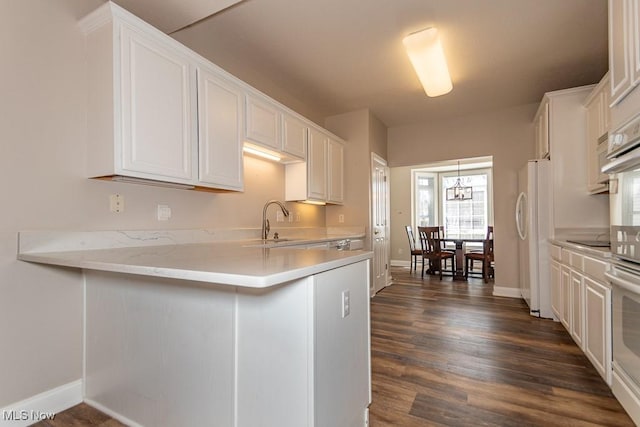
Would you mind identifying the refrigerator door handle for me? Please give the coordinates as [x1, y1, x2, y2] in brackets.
[516, 191, 528, 240]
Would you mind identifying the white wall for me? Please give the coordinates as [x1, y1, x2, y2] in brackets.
[0, 0, 324, 407]
[387, 104, 537, 290]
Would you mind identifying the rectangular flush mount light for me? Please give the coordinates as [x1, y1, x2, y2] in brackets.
[403, 27, 453, 97]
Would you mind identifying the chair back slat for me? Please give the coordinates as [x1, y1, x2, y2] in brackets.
[405, 225, 417, 252]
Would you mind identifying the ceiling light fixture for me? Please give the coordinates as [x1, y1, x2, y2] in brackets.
[446, 161, 473, 201]
[403, 27, 453, 97]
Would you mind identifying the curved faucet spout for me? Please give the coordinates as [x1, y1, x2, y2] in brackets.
[262, 200, 290, 240]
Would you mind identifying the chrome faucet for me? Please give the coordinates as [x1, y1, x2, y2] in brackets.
[262, 200, 290, 240]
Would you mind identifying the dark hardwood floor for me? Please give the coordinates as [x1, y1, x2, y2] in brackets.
[34, 266, 634, 426]
[368, 267, 634, 426]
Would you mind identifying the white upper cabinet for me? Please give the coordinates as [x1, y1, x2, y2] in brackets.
[282, 113, 308, 160]
[584, 73, 610, 194]
[119, 24, 196, 182]
[245, 94, 281, 151]
[307, 127, 328, 201]
[80, 2, 243, 191]
[197, 63, 244, 191]
[609, 0, 640, 105]
[245, 93, 308, 162]
[285, 126, 345, 204]
[327, 138, 344, 204]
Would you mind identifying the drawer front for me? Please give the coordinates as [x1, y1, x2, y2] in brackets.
[570, 252, 584, 270]
[551, 244, 562, 261]
[583, 256, 609, 283]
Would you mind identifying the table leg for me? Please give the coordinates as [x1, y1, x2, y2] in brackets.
[453, 241, 466, 281]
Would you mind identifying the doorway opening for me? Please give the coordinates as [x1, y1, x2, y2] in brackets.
[412, 157, 494, 241]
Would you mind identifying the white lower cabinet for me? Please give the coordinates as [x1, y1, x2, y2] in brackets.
[584, 275, 612, 385]
[550, 244, 612, 385]
[561, 264, 571, 330]
[550, 260, 563, 320]
[570, 269, 585, 349]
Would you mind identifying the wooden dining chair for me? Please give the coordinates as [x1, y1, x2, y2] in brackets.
[438, 225, 456, 268]
[405, 225, 423, 272]
[464, 235, 494, 283]
[467, 226, 494, 274]
[418, 226, 455, 280]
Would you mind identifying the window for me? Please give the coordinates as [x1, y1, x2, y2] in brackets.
[441, 171, 489, 238]
[412, 171, 438, 227]
[412, 164, 492, 238]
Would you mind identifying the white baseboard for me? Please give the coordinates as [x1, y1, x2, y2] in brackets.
[0, 380, 82, 427]
[492, 285, 522, 299]
[390, 259, 411, 267]
[84, 398, 142, 427]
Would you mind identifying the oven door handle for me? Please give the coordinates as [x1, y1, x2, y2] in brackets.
[605, 269, 640, 294]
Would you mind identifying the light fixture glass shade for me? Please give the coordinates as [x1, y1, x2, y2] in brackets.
[403, 27, 453, 97]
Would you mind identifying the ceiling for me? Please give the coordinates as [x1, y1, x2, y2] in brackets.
[113, 0, 608, 128]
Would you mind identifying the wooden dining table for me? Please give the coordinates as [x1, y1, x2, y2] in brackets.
[440, 237, 485, 281]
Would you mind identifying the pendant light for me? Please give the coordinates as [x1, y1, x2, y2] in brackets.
[446, 161, 473, 201]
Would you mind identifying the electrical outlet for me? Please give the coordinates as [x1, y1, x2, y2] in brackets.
[288, 212, 294, 223]
[338, 214, 345, 223]
[398, 248, 404, 255]
[157, 204, 172, 221]
[296, 213, 301, 222]
[109, 194, 124, 213]
[341, 290, 350, 318]
[276, 211, 284, 222]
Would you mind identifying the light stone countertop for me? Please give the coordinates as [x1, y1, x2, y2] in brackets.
[549, 238, 612, 259]
[17, 229, 371, 288]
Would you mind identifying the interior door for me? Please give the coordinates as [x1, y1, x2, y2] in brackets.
[372, 154, 390, 295]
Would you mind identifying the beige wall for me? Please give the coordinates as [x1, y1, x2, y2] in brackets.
[0, 0, 324, 407]
[387, 104, 537, 290]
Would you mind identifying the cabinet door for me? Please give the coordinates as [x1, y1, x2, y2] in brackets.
[197, 66, 244, 191]
[282, 113, 307, 160]
[632, 0, 640, 86]
[307, 127, 327, 201]
[245, 95, 280, 150]
[550, 260, 562, 321]
[610, 0, 633, 104]
[327, 139, 344, 204]
[119, 23, 195, 182]
[561, 266, 571, 330]
[570, 270, 584, 349]
[584, 277, 612, 385]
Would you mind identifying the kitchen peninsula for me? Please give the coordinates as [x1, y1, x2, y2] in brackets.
[18, 229, 372, 427]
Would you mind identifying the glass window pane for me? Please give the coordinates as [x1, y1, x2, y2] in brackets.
[442, 172, 488, 238]
[414, 172, 436, 227]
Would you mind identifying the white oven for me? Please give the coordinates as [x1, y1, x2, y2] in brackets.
[605, 265, 640, 425]
[603, 111, 640, 425]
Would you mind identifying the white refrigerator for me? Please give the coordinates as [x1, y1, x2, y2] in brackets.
[515, 160, 554, 319]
